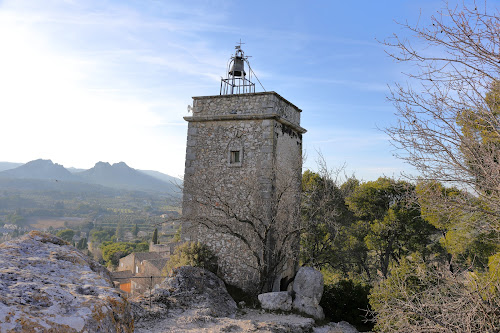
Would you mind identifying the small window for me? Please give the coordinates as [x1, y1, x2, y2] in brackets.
[228, 147, 243, 167]
[230, 150, 240, 163]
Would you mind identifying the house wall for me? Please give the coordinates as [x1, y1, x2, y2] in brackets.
[118, 253, 135, 272]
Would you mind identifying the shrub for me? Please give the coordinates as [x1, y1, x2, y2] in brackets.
[225, 283, 259, 308]
[320, 278, 372, 331]
[369, 257, 500, 332]
[164, 241, 218, 275]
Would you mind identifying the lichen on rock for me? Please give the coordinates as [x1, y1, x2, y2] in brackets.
[0, 231, 133, 332]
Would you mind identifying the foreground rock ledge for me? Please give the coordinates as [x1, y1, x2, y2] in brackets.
[0, 231, 133, 332]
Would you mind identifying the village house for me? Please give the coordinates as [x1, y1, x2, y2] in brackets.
[112, 242, 177, 295]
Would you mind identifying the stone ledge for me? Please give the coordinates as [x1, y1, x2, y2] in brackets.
[192, 91, 302, 113]
[184, 114, 307, 134]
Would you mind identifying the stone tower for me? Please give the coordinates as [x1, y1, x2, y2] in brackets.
[181, 47, 306, 293]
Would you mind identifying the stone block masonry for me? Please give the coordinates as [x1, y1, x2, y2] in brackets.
[182, 91, 306, 293]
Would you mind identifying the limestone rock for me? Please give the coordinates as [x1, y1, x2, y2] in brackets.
[0, 231, 133, 332]
[314, 321, 359, 333]
[134, 308, 316, 333]
[292, 266, 325, 320]
[258, 291, 292, 311]
[136, 266, 237, 319]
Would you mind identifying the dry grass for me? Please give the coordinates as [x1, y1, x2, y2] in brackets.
[27, 217, 87, 229]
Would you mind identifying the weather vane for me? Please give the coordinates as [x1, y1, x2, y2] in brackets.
[235, 39, 245, 50]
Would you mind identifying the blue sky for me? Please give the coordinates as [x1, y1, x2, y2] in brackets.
[0, 0, 457, 179]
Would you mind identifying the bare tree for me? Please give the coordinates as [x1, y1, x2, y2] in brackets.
[182, 162, 303, 294]
[374, 2, 500, 331]
[369, 256, 500, 333]
[383, 1, 500, 235]
[300, 158, 367, 276]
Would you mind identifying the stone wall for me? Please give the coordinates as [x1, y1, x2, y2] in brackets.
[182, 92, 305, 293]
[118, 253, 135, 273]
[191, 92, 301, 126]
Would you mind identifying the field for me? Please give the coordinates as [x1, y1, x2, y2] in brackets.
[27, 217, 88, 230]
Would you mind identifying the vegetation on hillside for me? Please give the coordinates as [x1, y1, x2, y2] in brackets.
[301, 2, 499, 331]
[163, 241, 218, 275]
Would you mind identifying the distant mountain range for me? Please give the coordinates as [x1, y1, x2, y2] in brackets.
[0, 162, 23, 172]
[0, 159, 182, 195]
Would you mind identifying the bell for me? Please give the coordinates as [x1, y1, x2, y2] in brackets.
[229, 57, 246, 77]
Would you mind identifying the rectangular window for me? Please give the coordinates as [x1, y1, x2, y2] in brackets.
[230, 150, 240, 163]
[228, 147, 243, 167]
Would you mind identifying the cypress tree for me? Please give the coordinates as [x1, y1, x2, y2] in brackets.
[152, 228, 159, 244]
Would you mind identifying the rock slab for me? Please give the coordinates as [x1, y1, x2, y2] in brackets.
[292, 266, 325, 320]
[135, 266, 237, 320]
[314, 321, 359, 333]
[0, 231, 133, 332]
[258, 291, 292, 311]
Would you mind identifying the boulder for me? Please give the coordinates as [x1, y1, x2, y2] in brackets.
[0, 231, 133, 332]
[258, 291, 292, 311]
[292, 266, 325, 320]
[138, 266, 237, 319]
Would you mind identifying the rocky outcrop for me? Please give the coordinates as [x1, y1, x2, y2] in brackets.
[258, 291, 292, 311]
[314, 321, 359, 333]
[292, 266, 325, 320]
[0, 231, 133, 332]
[134, 308, 316, 333]
[133, 266, 237, 321]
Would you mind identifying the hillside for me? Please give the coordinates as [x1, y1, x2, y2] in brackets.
[0, 159, 181, 195]
[0, 162, 23, 172]
[77, 161, 179, 194]
[139, 169, 183, 186]
[0, 159, 80, 182]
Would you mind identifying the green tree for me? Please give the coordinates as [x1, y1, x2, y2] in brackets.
[56, 229, 75, 243]
[76, 237, 88, 250]
[417, 181, 498, 271]
[100, 241, 149, 268]
[152, 228, 159, 244]
[346, 178, 435, 278]
[132, 223, 139, 237]
[114, 222, 125, 241]
[7, 213, 25, 227]
[301, 169, 364, 276]
[90, 229, 114, 245]
[172, 226, 181, 242]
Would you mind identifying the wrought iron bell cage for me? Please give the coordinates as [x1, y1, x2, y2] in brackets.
[220, 46, 256, 95]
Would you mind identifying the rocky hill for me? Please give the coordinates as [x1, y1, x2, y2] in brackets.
[0, 159, 181, 195]
[0, 159, 80, 182]
[77, 161, 179, 193]
[0, 162, 23, 172]
[0, 232, 359, 333]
